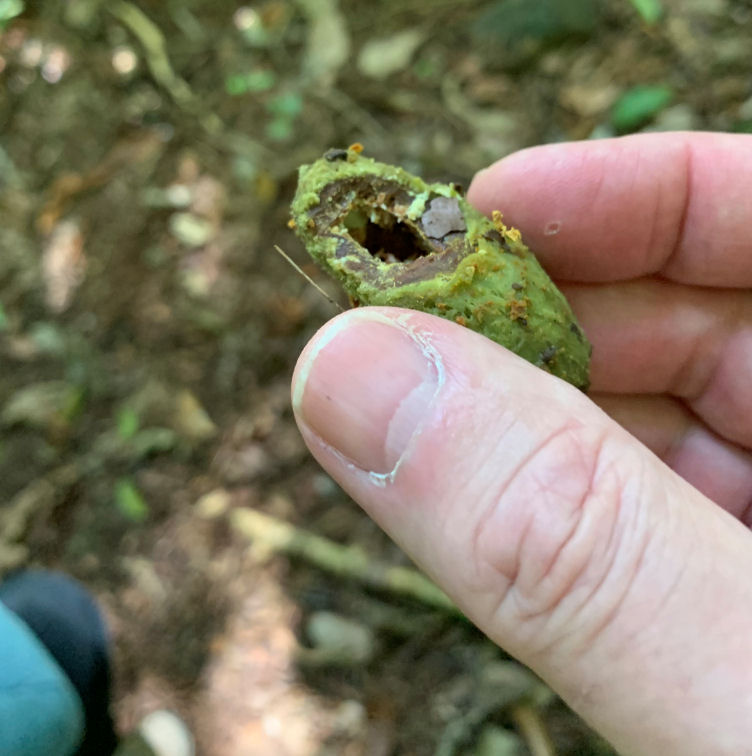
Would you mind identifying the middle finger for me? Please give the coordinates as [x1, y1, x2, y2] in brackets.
[562, 279, 752, 449]
[593, 393, 752, 523]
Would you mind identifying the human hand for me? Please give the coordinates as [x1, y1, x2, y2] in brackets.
[291, 132, 752, 755]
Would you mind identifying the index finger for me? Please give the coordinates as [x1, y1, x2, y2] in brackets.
[467, 132, 752, 286]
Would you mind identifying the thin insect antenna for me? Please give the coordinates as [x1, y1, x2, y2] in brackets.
[273, 245, 344, 312]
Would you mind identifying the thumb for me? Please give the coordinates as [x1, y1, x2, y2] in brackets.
[292, 307, 752, 756]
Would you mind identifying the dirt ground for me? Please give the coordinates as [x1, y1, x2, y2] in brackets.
[1, 1, 751, 753]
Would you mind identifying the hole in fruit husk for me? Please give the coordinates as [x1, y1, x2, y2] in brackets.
[343, 205, 435, 264]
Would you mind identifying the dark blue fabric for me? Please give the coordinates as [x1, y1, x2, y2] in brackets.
[0, 571, 117, 756]
[0, 600, 84, 755]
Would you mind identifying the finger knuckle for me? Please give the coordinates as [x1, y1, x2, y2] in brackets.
[472, 423, 647, 654]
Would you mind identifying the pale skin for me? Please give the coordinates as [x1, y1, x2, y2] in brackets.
[291, 132, 752, 755]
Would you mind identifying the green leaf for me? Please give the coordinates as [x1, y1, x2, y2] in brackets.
[116, 407, 140, 440]
[731, 119, 752, 134]
[412, 56, 438, 81]
[1, 380, 83, 430]
[265, 116, 294, 142]
[611, 85, 673, 133]
[225, 74, 249, 96]
[627, 0, 662, 25]
[0, 0, 24, 27]
[62, 385, 85, 423]
[225, 70, 276, 96]
[264, 93, 302, 143]
[29, 322, 67, 355]
[0, 301, 7, 331]
[114, 479, 149, 523]
[471, 0, 599, 47]
[130, 428, 177, 458]
[267, 92, 303, 118]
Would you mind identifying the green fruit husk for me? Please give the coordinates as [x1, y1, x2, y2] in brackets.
[290, 146, 591, 390]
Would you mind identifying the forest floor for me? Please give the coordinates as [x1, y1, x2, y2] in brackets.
[1, 0, 751, 753]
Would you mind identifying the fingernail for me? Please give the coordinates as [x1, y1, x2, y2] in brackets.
[293, 310, 443, 478]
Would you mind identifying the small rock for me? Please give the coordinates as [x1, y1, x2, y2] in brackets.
[214, 442, 270, 485]
[647, 104, 698, 132]
[312, 473, 339, 498]
[331, 699, 367, 737]
[559, 82, 619, 117]
[713, 35, 750, 67]
[195, 489, 232, 519]
[305, 611, 375, 665]
[680, 0, 727, 15]
[358, 29, 425, 80]
[169, 212, 214, 247]
[42, 219, 86, 313]
[588, 123, 616, 140]
[139, 710, 195, 756]
[298, 0, 351, 86]
[473, 725, 525, 756]
[173, 389, 217, 443]
[142, 185, 193, 209]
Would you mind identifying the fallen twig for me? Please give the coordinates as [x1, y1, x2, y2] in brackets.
[109, 2, 270, 163]
[434, 661, 551, 756]
[511, 702, 556, 756]
[109, 1, 194, 108]
[0, 465, 80, 574]
[230, 507, 458, 614]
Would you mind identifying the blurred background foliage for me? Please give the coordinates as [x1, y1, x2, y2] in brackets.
[1, 0, 751, 753]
